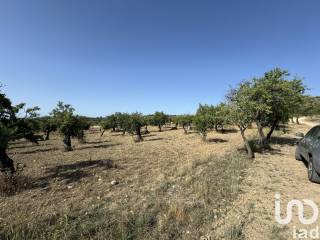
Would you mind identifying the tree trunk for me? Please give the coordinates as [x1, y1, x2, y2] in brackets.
[221, 125, 225, 134]
[100, 129, 105, 137]
[78, 130, 85, 144]
[296, 116, 300, 125]
[201, 132, 207, 142]
[112, 127, 116, 132]
[135, 127, 143, 142]
[45, 130, 50, 140]
[63, 134, 72, 151]
[0, 148, 15, 174]
[266, 120, 279, 141]
[215, 125, 218, 132]
[183, 126, 188, 134]
[239, 128, 255, 159]
[256, 121, 268, 149]
[144, 126, 150, 134]
[158, 125, 162, 132]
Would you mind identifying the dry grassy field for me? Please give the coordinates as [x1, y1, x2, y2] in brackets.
[1, 125, 253, 239]
[1, 122, 318, 240]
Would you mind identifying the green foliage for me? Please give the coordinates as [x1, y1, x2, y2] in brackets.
[101, 113, 145, 140]
[0, 126, 11, 150]
[194, 114, 209, 141]
[143, 115, 153, 126]
[214, 103, 231, 130]
[77, 117, 91, 131]
[129, 113, 145, 131]
[196, 104, 230, 132]
[227, 81, 256, 131]
[101, 114, 118, 132]
[0, 85, 40, 172]
[251, 68, 305, 128]
[51, 102, 84, 150]
[177, 115, 193, 129]
[127, 113, 145, 135]
[294, 96, 320, 117]
[58, 113, 81, 138]
[51, 101, 75, 123]
[40, 117, 57, 134]
[114, 112, 131, 134]
[228, 68, 305, 148]
[227, 82, 256, 158]
[151, 111, 169, 131]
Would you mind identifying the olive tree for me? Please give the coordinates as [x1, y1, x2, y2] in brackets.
[292, 96, 319, 124]
[227, 82, 255, 158]
[248, 68, 305, 147]
[127, 113, 145, 142]
[0, 87, 40, 173]
[100, 114, 117, 136]
[115, 112, 131, 135]
[214, 103, 231, 133]
[40, 117, 57, 140]
[194, 114, 210, 142]
[177, 115, 193, 134]
[51, 102, 82, 151]
[143, 115, 152, 134]
[77, 117, 91, 143]
[151, 111, 168, 132]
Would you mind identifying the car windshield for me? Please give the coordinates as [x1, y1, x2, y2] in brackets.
[306, 126, 320, 139]
[313, 127, 320, 140]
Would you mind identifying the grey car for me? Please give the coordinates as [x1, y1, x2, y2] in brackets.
[296, 125, 320, 183]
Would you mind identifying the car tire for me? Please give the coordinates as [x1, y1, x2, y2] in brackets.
[308, 157, 320, 183]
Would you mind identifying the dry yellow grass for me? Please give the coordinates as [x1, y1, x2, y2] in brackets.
[1, 126, 253, 239]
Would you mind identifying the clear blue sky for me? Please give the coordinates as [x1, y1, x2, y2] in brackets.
[0, 0, 319, 117]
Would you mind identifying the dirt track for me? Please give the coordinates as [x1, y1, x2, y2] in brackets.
[214, 119, 320, 239]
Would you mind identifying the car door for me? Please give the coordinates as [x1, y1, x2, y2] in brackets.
[311, 127, 320, 172]
[300, 127, 320, 160]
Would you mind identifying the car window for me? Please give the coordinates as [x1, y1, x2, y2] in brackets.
[306, 127, 320, 139]
[313, 127, 320, 140]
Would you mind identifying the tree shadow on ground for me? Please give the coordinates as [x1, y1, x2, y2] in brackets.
[76, 143, 121, 150]
[269, 136, 299, 147]
[111, 133, 125, 136]
[84, 140, 110, 144]
[207, 138, 228, 143]
[9, 145, 35, 150]
[150, 128, 173, 133]
[36, 159, 118, 186]
[246, 136, 298, 156]
[17, 147, 60, 154]
[218, 128, 238, 134]
[142, 134, 157, 137]
[144, 138, 164, 142]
